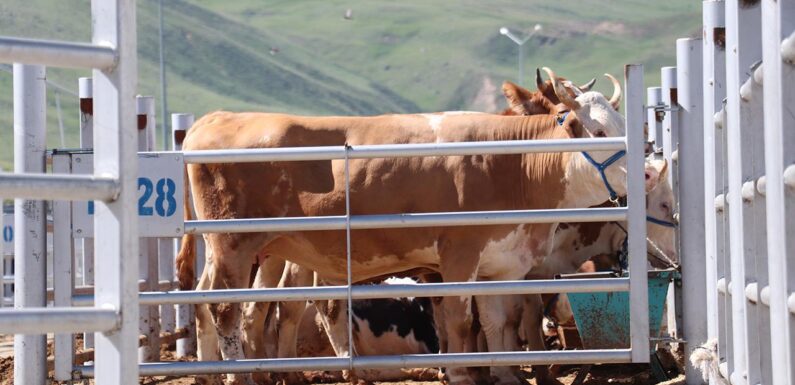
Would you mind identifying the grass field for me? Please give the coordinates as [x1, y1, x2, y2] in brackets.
[0, 0, 701, 170]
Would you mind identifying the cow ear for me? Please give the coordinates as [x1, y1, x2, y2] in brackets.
[502, 81, 533, 115]
[644, 158, 667, 192]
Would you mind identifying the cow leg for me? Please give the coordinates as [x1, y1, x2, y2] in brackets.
[439, 244, 480, 385]
[275, 262, 312, 384]
[196, 261, 224, 385]
[242, 256, 285, 385]
[523, 294, 562, 385]
[313, 298, 362, 383]
[206, 245, 258, 385]
[474, 294, 523, 385]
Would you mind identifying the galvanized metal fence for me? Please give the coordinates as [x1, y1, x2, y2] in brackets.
[0, 1, 655, 383]
[699, 1, 795, 384]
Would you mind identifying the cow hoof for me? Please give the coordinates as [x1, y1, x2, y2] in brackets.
[225, 373, 257, 385]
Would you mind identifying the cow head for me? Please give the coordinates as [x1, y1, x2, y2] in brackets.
[502, 69, 598, 117]
[542, 67, 630, 208]
[644, 158, 678, 267]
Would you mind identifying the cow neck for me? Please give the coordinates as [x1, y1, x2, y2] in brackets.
[480, 114, 571, 210]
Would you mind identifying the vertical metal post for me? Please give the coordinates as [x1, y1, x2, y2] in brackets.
[78, 76, 96, 351]
[158, 238, 175, 333]
[625, 64, 650, 363]
[646, 87, 663, 152]
[676, 37, 708, 385]
[52, 153, 75, 381]
[0, 208, 4, 308]
[158, 0, 169, 150]
[661, 66, 679, 183]
[172, 112, 196, 357]
[702, 3, 727, 381]
[91, 0, 139, 383]
[725, 1, 763, 383]
[761, 0, 795, 383]
[137, 95, 160, 362]
[12, 63, 47, 385]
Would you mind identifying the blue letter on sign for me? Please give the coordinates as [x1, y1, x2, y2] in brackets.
[138, 177, 154, 216]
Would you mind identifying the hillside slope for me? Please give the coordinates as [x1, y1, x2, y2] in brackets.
[0, 0, 700, 169]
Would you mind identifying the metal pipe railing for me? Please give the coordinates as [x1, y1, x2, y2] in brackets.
[0, 172, 118, 201]
[133, 277, 629, 306]
[0, 307, 118, 334]
[0, 36, 116, 70]
[181, 137, 626, 164]
[185, 207, 627, 234]
[76, 348, 632, 377]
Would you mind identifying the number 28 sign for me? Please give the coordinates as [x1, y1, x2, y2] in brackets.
[71, 152, 184, 238]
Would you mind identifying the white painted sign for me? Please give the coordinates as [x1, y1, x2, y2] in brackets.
[2, 213, 12, 256]
[72, 152, 185, 238]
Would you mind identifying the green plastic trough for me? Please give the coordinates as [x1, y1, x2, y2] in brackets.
[564, 269, 679, 349]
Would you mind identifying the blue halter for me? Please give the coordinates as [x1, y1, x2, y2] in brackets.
[557, 111, 626, 204]
[646, 215, 676, 228]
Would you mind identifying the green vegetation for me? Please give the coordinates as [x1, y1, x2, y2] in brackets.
[0, 0, 700, 169]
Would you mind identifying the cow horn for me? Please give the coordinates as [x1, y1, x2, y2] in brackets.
[605, 73, 622, 110]
[535, 68, 544, 91]
[542, 67, 580, 110]
[579, 77, 597, 91]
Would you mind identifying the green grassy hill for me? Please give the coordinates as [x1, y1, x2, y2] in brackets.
[0, 0, 701, 170]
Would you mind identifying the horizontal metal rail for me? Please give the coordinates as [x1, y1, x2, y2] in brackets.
[0, 172, 118, 201]
[0, 36, 116, 69]
[133, 278, 629, 306]
[181, 137, 626, 164]
[186, 207, 627, 234]
[76, 348, 632, 377]
[0, 307, 118, 334]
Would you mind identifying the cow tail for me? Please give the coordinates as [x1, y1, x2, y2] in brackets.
[176, 165, 197, 290]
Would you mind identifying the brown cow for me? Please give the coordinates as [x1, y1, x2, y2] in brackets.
[177, 68, 641, 385]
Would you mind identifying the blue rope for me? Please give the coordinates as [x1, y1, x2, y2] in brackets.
[646, 215, 676, 228]
[556, 111, 626, 204]
[581, 150, 627, 203]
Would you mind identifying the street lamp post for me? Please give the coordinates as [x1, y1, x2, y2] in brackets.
[499, 24, 543, 86]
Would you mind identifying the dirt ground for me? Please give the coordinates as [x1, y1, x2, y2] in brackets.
[0, 334, 683, 385]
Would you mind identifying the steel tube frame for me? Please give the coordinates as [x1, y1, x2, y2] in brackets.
[0, 36, 116, 69]
[78, 76, 96, 352]
[91, 0, 139, 383]
[0, 172, 118, 201]
[725, 1, 763, 383]
[182, 137, 626, 164]
[702, 3, 728, 384]
[52, 154, 75, 381]
[76, 349, 633, 377]
[185, 207, 626, 234]
[761, 0, 795, 383]
[647, 87, 664, 152]
[0, 307, 118, 334]
[676, 37, 708, 385]
[12, 63, 47, 385]
[171, 113, 196, 358]
[137, 277, 630, 305]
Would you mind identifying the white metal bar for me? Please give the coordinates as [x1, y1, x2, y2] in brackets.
[677, 37, 708, 385]
[12, 63, 47, 385]
[761, 1, 795, 383]
[625, 64, 650, 363]
[185, 207, 626, 234]
[661, 66, 679, 187]
[0, 307, 118, 334]
[137, 96, 160, 363]
[52, 154, 75, 381]
[138, 278, 630, 306]
[0, 36, 116, 69]
[157, 239, 175, 334]
[725, 1, 763, 383]
[0, 172, 118, 201]
[647, 86, 663, 152]
[171, 113, 196, 358]
[182, 137, 626, 164]
[703, 5, 727, 382]
[76, 349, 633, 377]
[78, 76, 95, 351]
[91, 0, 139, 383]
